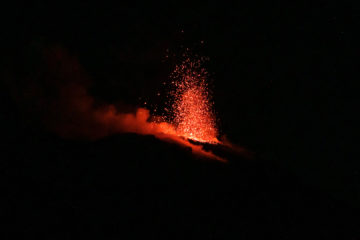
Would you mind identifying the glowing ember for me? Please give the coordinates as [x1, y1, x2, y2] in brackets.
[169, 57, 219, 143]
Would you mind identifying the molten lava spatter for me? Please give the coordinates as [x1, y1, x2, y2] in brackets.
[169, 57, 219, 143]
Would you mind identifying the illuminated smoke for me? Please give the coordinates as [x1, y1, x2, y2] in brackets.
[11, 46, 224, 161]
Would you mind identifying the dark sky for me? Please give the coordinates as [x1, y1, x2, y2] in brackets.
[1, 1, 359, 238]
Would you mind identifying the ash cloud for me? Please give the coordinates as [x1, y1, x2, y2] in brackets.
[7, 45, 170, 140]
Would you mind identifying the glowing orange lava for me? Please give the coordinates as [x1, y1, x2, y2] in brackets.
[170, 57, 219, 143]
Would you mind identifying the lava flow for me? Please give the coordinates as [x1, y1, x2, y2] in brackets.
[167, 57, 219, 144]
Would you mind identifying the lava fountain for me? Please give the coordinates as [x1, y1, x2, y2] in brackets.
[169, 57, 219, 144]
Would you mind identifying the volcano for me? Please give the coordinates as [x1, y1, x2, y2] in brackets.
[2, 2, 360, 238]
[2, 43, 358, 240]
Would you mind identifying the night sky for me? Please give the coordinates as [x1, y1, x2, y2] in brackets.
[1, 1, 359, 239]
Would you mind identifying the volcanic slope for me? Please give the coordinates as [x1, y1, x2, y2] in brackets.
[3, 133, 359, 239]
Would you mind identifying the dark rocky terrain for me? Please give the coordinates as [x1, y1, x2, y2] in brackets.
[2, 130, 358, 239]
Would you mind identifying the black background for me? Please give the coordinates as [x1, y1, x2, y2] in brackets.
[1, 1, 359, 239]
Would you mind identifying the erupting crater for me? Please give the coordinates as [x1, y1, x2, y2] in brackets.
[167, 56, 219, 144]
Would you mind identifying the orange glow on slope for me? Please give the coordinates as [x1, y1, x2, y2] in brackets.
[170, 57, 219, 144]
[101, 107, 225, 162]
